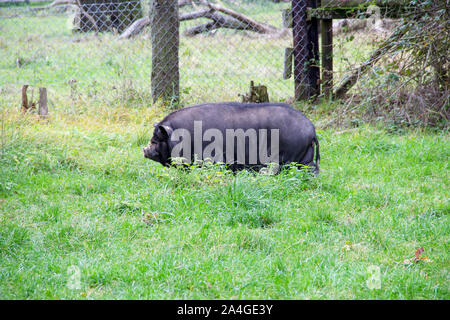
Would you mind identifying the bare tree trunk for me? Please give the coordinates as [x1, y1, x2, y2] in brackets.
[151, 0, 180, 102]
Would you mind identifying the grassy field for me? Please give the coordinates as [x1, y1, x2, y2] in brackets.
[0, 105, 448, 299]
[0, 1, 449, 300]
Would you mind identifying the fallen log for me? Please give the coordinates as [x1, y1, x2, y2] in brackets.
[206, 2, 277, 34]
[184, 10, 257, 36]
[118, 16, 150, 39]
[119, 9, 215, 39]
[119, 0, 279, 39]
[180, 9, 212, 21]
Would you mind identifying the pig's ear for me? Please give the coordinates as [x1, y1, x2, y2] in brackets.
[158, 125, 173, 139]
[153, 122, 158, 127]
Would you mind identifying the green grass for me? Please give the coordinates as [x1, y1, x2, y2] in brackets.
[0, 1, 449, 300]
[0, 107, 448, 299]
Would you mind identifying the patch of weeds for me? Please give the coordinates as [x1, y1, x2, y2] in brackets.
[110, 80, 152, 108]
[56, 155, 82, 171]
[278, 163, 316, 191]
[109, 200, 143, 216]
[412, 205, 449, 220]
[0, 223, 30, 254]
[221, 175, 279, 228]
[0, 181, 17, 194]
[95, 132, 126, 149]
[134, 127, 150, 147]
[311, 209, 336, 225]
[226, 208, 279, 229]
[235, 230, 274, 253]
[38, 205, 62, 223]
[351, 134, 400, 155]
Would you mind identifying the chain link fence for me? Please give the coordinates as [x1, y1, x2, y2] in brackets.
[1, 0, 404, 112]
[0, 0, 301, 109]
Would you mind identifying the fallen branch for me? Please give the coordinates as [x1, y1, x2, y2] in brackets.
[184, 10, 250, 36]
[119, 0, 279, 39]
[120, 9, 218, 39]
[183, 1, 279, 36]
[118, 16, 150, 39]
[30, 0, 74, 11]
[179, 9, 212, 21]
[206, 2, 277, 34]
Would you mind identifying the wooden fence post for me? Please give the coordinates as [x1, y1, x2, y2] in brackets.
[38, 87, 48, 118]
[22, 85, 29, 113]
[321, 18, 333, 98]
[307, 0, 320, 97]
[292, 0, 309, 100]
[151, 0, 179, 103]
[292, 0, 320, 100]
[283, 47, 293, 80]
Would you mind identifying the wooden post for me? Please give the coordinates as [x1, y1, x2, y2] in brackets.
[22, 85, 29, 113]
[292, 0, 309, 100]
[321, 18, 333, 98]
[292, 0, 320, 100]
[307, 0, 320, 97]
[283, 47, 293, 80]
[38, 87, 48, 118]
[151, 0, 180, 103]
[240, 81, 269, 103]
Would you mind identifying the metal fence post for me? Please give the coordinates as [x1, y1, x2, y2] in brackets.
[151, 0, 180, 103]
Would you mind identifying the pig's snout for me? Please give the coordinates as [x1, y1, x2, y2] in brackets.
[143, 146, 151, 158]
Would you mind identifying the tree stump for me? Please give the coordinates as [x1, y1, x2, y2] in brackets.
[240, 81, 269, 103]
[21, 85, 48, 117]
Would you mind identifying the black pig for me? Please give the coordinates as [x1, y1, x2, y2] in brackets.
[143, 102, 320, 173]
